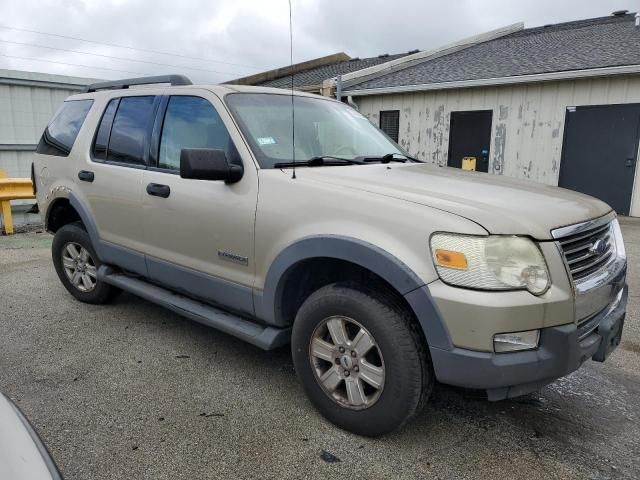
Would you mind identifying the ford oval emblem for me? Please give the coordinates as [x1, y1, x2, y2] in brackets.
[589, 239, 607, 256]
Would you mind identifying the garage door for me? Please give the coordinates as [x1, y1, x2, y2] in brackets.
[559, 104, 640, 215]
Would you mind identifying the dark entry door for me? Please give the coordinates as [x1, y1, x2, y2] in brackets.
[447, 110, 492, 172]
[559, 104, 640, 215]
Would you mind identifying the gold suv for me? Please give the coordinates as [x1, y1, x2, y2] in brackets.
[33, 75, 627, 436]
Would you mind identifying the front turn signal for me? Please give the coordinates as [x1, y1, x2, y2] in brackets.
[434, 249, 468, 270]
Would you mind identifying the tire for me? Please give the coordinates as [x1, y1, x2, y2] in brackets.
[51, 222, 120, 304]
[291, 282, 433, 436]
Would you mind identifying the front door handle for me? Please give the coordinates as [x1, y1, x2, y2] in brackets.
[626, 157, 635, 168]
[78, 170, 94, 182]
[146, 183, 170, 198]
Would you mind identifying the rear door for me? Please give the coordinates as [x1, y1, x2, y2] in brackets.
[559, 104, 640, 215]
[74, 94, 160, 275]
[141, 90, 258, 314]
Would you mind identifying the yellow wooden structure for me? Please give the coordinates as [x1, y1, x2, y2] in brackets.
[0, 169, 36, 235]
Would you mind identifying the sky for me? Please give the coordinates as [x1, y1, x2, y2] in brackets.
[0, 0, 635, 83]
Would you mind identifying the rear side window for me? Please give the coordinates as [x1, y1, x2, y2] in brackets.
[37, 99, 93, 157]
[158, 96, 232, 170]
[104, 96, 156, 165]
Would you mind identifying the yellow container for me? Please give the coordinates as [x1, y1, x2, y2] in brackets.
[461, 157, 477, 171]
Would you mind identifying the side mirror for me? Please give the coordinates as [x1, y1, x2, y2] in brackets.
[179, 148, 243, 183]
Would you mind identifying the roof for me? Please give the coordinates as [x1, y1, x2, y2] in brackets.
[257, 52, 414, 89]
[345, 13, 640, 92]
[0, 69, 101, 90]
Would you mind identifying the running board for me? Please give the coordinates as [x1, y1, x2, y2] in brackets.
[98, 266, 290, 350]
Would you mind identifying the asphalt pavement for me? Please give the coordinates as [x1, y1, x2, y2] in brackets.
[1, 219, 639, 479]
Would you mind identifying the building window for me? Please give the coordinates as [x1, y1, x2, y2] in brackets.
[379, 110, 400, 143]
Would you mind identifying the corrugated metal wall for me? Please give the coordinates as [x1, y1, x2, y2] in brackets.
[355, 75, 640, 216]
[0, 83, 81, 176]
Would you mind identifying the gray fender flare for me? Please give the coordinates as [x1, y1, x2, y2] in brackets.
[253, 235, 453, 350]
[67, 192, 103, 258]
[44, 191, 102, 256]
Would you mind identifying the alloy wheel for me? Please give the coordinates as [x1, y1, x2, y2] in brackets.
[61, 242, 97, 292]
[309, 316, 385, 410]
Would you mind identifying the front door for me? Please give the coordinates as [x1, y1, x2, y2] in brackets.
[141, 91, 258, 315]
[559, 104, 640, 215]
[447, 110, 493, 172]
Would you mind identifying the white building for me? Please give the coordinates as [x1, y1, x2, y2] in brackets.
[341, 11, 640, 216]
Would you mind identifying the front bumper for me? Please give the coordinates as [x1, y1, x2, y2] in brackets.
[428, 283, 627, 400]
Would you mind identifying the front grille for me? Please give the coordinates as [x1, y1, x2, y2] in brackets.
[558, 222, 614, 281]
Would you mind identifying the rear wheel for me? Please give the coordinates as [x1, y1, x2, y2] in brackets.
[291, 283, 433, 436]
[52, 223, 120, 304]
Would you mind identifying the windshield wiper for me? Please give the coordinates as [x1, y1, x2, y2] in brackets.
[273, 156, 364, 168]
[358, 153, 423, 164]
[402, 154, 424, 163]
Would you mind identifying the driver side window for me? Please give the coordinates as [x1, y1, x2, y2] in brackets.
[159, 96, 233, 170]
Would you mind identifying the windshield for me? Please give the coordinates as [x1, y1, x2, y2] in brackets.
[225, 93, 405, 168]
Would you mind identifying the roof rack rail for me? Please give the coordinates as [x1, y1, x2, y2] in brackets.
[83, 74, 192, 93]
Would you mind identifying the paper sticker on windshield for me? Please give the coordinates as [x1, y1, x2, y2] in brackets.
[257, 137, 277, 145]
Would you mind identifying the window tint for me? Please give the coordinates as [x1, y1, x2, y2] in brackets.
[93, 99, 119, 160]
[159, 96, 232, 170]
[107, 96, 156, 165]
[37, 99, 93, 157]
[379, 110, 400, 143]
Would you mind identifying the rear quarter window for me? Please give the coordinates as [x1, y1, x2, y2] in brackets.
[36, 99, 93, 157]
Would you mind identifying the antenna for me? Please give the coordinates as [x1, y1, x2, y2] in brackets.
[288, 0, 296, 179]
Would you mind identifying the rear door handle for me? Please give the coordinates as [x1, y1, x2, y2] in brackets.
[626, 157, 635, 168]
[146, 183, 170, 198]
[78, 170, 94, 182]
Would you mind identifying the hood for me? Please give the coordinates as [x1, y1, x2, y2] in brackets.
[296, 163, 612, 239]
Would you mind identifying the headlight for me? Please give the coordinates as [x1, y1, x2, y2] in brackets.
[430, 233, 550, 294]
[611, 218, 626, 260]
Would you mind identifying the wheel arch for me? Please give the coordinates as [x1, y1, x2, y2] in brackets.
[45, 197, 80, 233]
[46, 192, 103, 260]
[254, 236, 453, 350]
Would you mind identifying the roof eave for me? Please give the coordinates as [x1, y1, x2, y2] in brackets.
[345, 64, 640, 96]
[333, 22, 524, 90]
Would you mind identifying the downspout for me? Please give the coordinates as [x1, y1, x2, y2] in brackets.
[335, 75, 342, 102]
[347, 95, 359, 110]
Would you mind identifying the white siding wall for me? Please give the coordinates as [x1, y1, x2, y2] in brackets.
[0, 83, 79, 177]
[355, 75, 640, 216]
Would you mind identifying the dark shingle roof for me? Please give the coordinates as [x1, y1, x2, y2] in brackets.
[345, 14, 640, 91]
[258, 52, 411, 89]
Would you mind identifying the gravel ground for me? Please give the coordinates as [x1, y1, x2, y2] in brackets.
[1, 218, 639, 480]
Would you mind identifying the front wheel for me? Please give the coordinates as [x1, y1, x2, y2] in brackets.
[291, 283, 433, 436]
